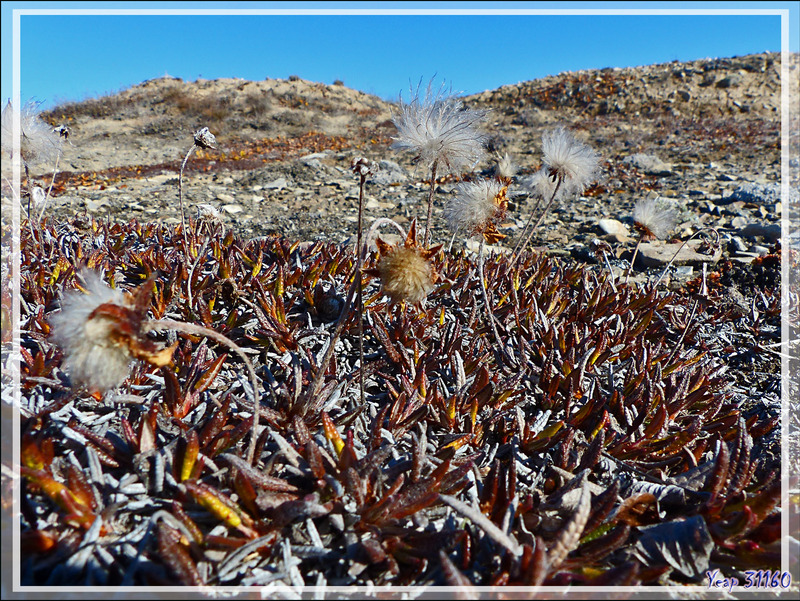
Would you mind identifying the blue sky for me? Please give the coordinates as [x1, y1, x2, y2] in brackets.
[2, 2, 798, 111]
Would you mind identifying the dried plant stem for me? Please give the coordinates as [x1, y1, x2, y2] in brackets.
[23, 164, 38, 241]
[179, 143, 197, 245]
[356, 173, 367, 408]
[664, 298, 700, 367]
[511, 193, 545, 257]
[303, 218, 407, 414]
[653, 227, 719, 288]
[477, 239, 514, 366]
[510, 176, 563, 266]
[423, 159, 439, 247]
[38, 152, 60, 222]
[625, 235, 645, 284]
[439, 493, 523, 557]
[146, 318, 262, 464]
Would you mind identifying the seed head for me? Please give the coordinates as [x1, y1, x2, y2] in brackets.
[350, 156, 378, 178]
[392, 81, 488, 175]
[525, 167, 566, 203]
[494, 152, 518, 179]
[541, 127, 600, 196]
[1, 100, 63, 169]
[444, 178, 509, 243]
[632, 197, 678, 241]
[49, 271, 176, 394]
[193, 126, 216, 150]
[367, 220, 441, 305]
[196, 203, 223, 223]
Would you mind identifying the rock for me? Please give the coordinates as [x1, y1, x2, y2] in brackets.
[465, 239, 511, 255]
[634, 239, 722, 268]
[622, 153, 673, 176]
[716, 74, 742, 88]
[725, 182, 799, 205]
[264, 177, 290, 190]
[216, 193, 235, 203]
[739, 223, 781, 242]
[597, 218, 629, 237]
[222, 204, 243, 214]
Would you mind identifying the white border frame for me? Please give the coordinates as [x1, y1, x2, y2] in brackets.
[3, 3, 797, 599]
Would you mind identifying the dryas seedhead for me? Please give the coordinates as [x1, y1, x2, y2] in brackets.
[632, 196, 678, 241]
[366, 219, 441, 306]
[391, 81, 488, 176]
[49, 271, 176, 395]
[444, 178, 509, 244]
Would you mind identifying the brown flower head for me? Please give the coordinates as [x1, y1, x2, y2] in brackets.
[50, 271, 177, 394]
[366, 220, 441, 305]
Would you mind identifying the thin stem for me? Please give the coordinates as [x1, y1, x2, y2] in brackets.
[510, 176, 563, 266]
[303, 218, 407, 415]
[653, 227, 720, 289]
[510, 193, 545, 257]
[179, 144, 197, 246]
[356, 173, 366, 408]
[38, 153, 60, 222]
[24, 163, 37, 242]
[625, 235, 645, 284]
[664, 299, 699, 367]
[477, 239, 514, 366]
[423, 159, 439, 248]
[146, 318, 263, 464]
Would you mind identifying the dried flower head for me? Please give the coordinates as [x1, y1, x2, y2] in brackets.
[632, 197, 678, 240]
[392, 81, 488, 175]
[196, 203, 223, 223]
[1, 100, 63, 169]
[193, 126, 217, 150]
[367, 220, 441, 305]
[350, 156, 378, 178]
[49, 271, 176, 394]
[444, 178, 509, 243]
[541, 127, 600, 196]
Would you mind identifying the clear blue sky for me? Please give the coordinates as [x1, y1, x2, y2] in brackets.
[2, 2, 798, 111]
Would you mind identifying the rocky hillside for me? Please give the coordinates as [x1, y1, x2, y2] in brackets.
[13, 51, 789, 264]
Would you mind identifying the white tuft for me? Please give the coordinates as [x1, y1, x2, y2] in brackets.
[541, 127, 600, 196]
[494, 153, 517, 179]
[633, 197, 678, 240]
[444, 179, 505, 236]
[392, 81, 488, 175]
[1, 100, 63, 170]
[49, 270, 133, 393]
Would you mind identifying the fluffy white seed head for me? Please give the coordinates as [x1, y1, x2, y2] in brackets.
[541, 127, 600, 196]
[524, 168, 567, 203]
[196, 203, 223, 223]
[1, 100, 63, 170]
[633, 197, 678, 240]
[392, 81, 488, 175]
[444, 179, 506, 236]
[49, 271, 133, 393]
[494, 152, 517, 179]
